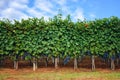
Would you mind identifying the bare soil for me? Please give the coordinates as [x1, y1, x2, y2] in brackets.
[0, 56, 120, 80]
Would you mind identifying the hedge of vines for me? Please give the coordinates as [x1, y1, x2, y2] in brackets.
[0, 14, 120, 70]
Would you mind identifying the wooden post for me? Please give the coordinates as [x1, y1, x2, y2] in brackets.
[111, 58, 115, 70]
[55, 57, 58, 69]
[33, 57, 37, 71]
[33, 62, 36, 71]
[14, 60, 18, 70]
[74, 58, 78, 70]
[91, 55, 95, 71]
[52, 57, 55, 64]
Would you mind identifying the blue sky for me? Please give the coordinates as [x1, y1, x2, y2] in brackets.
[0, 0, 120, 21]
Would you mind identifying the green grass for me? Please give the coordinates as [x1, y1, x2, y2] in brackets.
[0, 69, 120, 80]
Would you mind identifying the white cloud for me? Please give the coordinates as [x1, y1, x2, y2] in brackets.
[52, 0, 71, 16]
[0, 0, 30, 20]
[9, 1, 28, 10]
[34, 0, 54, 14]
[27, 8, 49, 19]
[54, 0, 66, 5]
[89, 13, 96, 19]
[13, 0, 29, 4]
[0, 0, 5, 8]
[1, 8, 28, 20]
[27, 9, 41, 16]
[0, 0, 29, 20]
[72, 8, 85, 21]
[0, 0, 10, 9]
[0, 0, 86, 21]
[0, 0, 52, 20]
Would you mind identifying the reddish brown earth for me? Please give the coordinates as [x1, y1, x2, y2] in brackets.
[0, 56, 120, 80]
[0, 56, 120, 70]
[1, 56, 120, 70]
